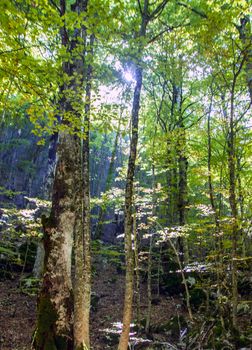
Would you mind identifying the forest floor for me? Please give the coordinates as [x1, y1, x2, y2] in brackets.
[0, 259, 185, 350]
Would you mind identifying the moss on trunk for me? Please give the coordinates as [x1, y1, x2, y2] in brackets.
[34, 294, 73, 350]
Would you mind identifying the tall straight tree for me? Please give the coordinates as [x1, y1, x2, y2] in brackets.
[35, 1, 92, 349]
[74, 31, 94, 350]
[118, 1, 169, 349]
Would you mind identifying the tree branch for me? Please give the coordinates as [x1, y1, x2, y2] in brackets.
[49, 0, 61, 14]
[137, 0, 143, 15]
[177, 1, 207, 19]
[0, 46, 36, 55]
[148, 22, 190, 44]
[150, 0, 169, 20]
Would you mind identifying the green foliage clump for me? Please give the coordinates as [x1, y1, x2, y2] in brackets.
[19, 276, 40, 296]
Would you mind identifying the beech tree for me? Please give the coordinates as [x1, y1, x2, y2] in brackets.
[34, 0, 93, 348]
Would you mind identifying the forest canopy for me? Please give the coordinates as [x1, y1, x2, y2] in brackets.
[0, 1, 251, 350]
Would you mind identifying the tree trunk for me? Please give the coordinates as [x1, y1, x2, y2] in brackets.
[227, 91, 239, 329]
[73, 33, 94, 350]
[207, 89, 225, 329]
[35, 1, 91, 349]
[177, 126, 188, 263]
[145, 164, 156, 334]
[118, 62, 143, 350]
[237, 15, 252, 103]
[32, 241, 45, 279]
[94, 116, 121, 239]
[118, 1, 169, 347]
[133, 209, 141, 331]
[34, 132, 78, 350]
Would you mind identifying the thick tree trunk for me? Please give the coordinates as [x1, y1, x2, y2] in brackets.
[35, 1, 91, 349]
[34, 132, 79, 350]
[73, 33, 94, 350]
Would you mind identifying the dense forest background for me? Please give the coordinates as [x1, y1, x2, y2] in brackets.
[0, 1, 251, 349]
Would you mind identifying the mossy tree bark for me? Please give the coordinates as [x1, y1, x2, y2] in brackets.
[34, 132, 79, 350]
[35, 1, 92, 349]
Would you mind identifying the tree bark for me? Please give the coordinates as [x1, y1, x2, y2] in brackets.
[35, 1, 91, 349]
[207, 89, 225, 329]
[118, 1, 151, 348]
[34, 132, 78, 350]
[94, 116, 121, 240]
[118, 1, 169, 348]
[227, 89, 239, 329]
[117, 62, 143, 350]
[133, 209, 141, 331]
[177, 126, 188, 263]
[237, 15, 252, 103]
[73, 32, 94, 350]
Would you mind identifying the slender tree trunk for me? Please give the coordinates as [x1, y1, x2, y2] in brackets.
[94, 117, 121, 239]
[145, 165, 156, 334]
[237, 156, 246, 257]
[43, 132, 58, 199]
[227, 89, 239, 329]
[177, 127, 189, 263]
[118, 1, 169, 347]
[145, 233, 153, 335]
[177, 130, 188, 227]
[165, 140, 174, 226]
[133, 209, 140, 330]
[222, 80, 240, 329]
[118, 62, 143, 350]
[237, 15, 252, 103]
[32, 241, 45, 279]
[169, 237, 193, 321]
[207, 90, 225, 329]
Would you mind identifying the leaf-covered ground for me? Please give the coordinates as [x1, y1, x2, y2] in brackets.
[0, 263, 185, 350]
